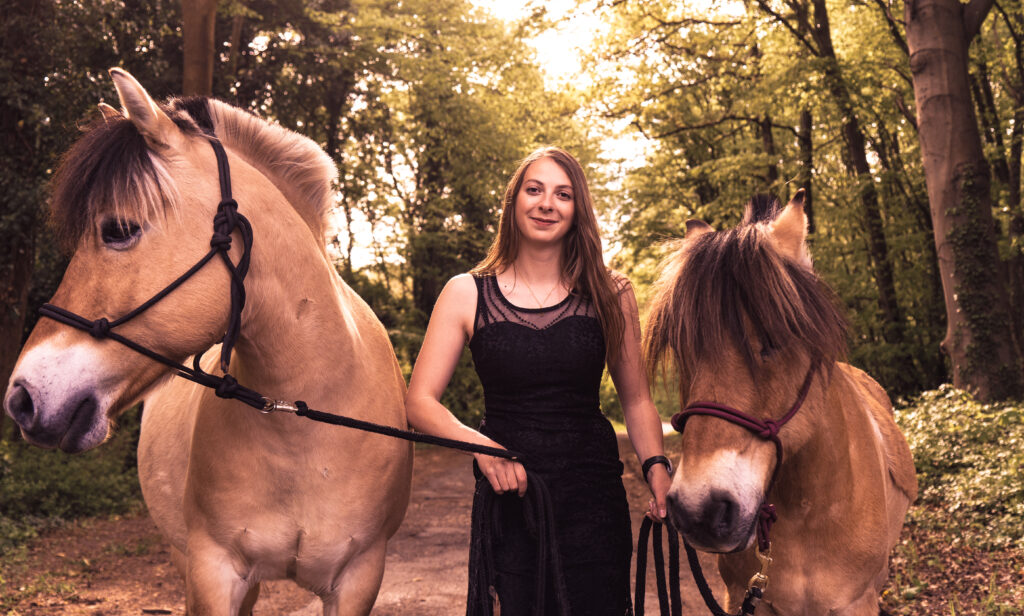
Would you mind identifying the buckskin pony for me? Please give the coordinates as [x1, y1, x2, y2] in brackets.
[643, 192, 917, 615]
[3, 69, 411, 616]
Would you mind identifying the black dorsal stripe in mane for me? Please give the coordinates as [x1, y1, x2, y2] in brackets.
[742, 194, 781, 226]
[173, 96, 215, 136]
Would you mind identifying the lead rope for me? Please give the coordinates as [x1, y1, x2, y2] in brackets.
[467, 472, 571, 616]
[634, 519, 768, 616]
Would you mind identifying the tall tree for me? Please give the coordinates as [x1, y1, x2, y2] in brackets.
[181, 0, 216, 95]
[905, 0, 1023, 399]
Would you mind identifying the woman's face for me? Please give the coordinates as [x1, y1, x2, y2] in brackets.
[514, 156, 576, 247]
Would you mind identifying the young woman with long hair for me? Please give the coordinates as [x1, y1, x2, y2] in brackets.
[406, 146, 670, 615]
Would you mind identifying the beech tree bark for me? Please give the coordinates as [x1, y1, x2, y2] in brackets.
[181, 0, 217, 95]
[906, 0, 1023, 399]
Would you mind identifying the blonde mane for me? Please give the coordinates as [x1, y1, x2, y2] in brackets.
[203, 99, 337, 253]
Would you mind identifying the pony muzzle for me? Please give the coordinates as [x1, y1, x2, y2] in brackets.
[4, 341, 114, 452]
[666, 487, 759, 553]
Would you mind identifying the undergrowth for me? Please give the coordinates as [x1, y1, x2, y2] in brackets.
[895, 385, 1024, 551]
[0, 407, 141, 556]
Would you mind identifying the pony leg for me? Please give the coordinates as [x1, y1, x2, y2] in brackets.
[238, 584, 260, 616]
[185, 536, 253, 615]
[321, 540, 388, 616]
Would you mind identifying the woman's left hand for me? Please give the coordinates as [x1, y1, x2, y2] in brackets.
[645, 464, 672, 522]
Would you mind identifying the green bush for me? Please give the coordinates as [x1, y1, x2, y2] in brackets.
[896, 386, 1024, 550]
[0, 408, 142, 554]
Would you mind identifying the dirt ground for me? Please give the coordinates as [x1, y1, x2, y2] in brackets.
[0, 435, 721, 615]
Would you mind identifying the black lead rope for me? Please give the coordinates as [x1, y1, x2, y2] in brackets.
[37, 137, 520, 461]
[467, 472, 571, 616]
[635, 517, 681, 616]
[635, 519, 764, 616]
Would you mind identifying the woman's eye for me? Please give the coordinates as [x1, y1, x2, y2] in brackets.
[100, 218, 142, 249]
[558, 191, 573, 201]
[525, 186, 541, 195]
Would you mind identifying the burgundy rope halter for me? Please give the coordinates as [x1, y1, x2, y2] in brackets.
[669, 359, 820, 552]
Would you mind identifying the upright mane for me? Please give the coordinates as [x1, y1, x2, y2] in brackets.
[49, 96, 337, 254]
[644, 195, 847, 389]
[196, 98, 337, 251]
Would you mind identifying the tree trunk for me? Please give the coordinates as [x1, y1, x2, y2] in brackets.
[181, 0, 217, 95]
[798, 109, 815, 234]
[758, 115, 780, 190]
[906, 0, 1023, 399]
[809, 0, 904, 343]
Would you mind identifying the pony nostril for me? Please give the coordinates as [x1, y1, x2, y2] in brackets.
[5, 383, 35, 426]
[705, 491, 739, 537]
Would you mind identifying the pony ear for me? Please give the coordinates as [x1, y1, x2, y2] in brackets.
[769, 189, 811, 266]
[685, 219, 713, 239]
[97, 102, 121, 122]
[109, 68, 182, 150]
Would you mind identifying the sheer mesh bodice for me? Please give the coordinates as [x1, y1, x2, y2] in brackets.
[467, 274, 632, 616]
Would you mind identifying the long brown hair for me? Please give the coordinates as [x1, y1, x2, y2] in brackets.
[472, 146, 625, 362]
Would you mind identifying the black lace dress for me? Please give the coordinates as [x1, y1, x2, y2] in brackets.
[466, 273, 632, 616]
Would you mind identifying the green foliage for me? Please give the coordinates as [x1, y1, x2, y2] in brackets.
[896, 386, 1024, 550]
[585, 0, 954, 397]
[0, 410, 142, 555]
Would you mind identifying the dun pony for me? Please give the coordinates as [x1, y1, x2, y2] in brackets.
[5, 69, 411, 616]
[643, 192, 917, 615]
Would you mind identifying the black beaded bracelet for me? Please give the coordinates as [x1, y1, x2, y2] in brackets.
[641, 455, 672, 483]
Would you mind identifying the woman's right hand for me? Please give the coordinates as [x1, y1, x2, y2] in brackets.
[474, 451, 528, 496]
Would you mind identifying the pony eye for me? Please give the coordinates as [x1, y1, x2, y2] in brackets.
[100, 218, 142, 249]
[759, 338, 779, 360]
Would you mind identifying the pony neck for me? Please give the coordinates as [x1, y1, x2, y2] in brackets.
[769, 369, 863, 514]
[227, 192, 361, 407]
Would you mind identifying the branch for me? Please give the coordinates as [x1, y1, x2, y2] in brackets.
[650, 114, 795, 140]
[868, 0, 909, 55]
[964, 0, 996, 41]
[753, 0, 820, 56]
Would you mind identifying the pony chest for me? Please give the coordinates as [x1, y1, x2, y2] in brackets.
[230, 519, 365, 580]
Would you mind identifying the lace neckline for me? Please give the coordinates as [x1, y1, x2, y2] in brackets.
[490, 274, 574, 313]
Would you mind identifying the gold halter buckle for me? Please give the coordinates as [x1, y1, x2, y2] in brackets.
[747, 544, 773, 592]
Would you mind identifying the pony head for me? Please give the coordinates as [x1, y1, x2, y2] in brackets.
[644, 191, 847, 552]
[3, 69, 335, 452]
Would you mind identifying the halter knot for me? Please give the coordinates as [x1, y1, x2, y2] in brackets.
[669, 411, 686, 432]
[89, 318, 111, 339]
[211, 202, 240, 251]
[756, 503, 778, 552]
[757, 419, 780, 439]
[209, 232, 232, 251]
[215, 374, 239, 399]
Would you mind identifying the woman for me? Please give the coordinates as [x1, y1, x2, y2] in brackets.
[406, 146, 671, 615]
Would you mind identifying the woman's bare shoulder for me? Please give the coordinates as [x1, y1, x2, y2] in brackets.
[443, 273, 479, 300]
[433, 274, 479, 327]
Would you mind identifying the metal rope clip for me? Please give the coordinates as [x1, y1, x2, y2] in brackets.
[261, 398, 299, 414]
[747, 544, 773, 592]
